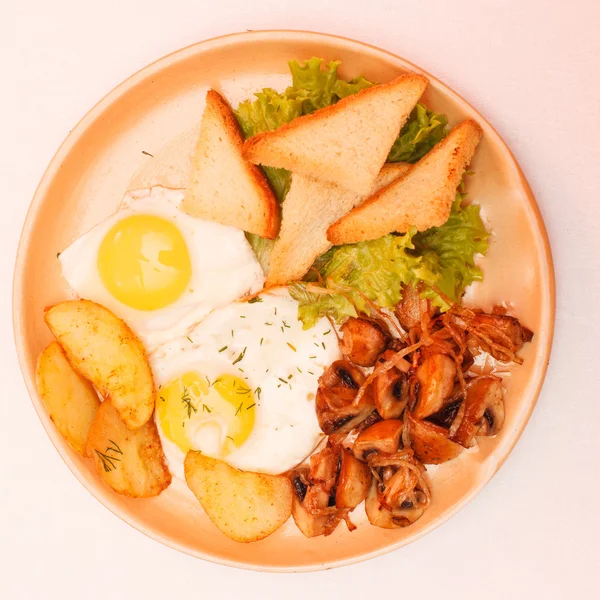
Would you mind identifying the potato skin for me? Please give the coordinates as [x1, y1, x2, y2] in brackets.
[36, 341, 100, 454]
[44, 300, 154, 429]
[184, 451, 293, 543]
[86, 400, 171, 498]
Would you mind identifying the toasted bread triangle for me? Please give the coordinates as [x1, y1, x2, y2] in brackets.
[267, 164, 410, 286]
[182, 90, 280, 238]
[327, 120, 483, 244]
[243, 74, 428, 194]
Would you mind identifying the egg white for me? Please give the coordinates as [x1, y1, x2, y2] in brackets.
[59, 186, 264, 351]
[151, 291, 341, 478]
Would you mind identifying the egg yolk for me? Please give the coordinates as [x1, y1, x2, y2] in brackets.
[97, 214, 192, 311]
[156, 371, 256, 457]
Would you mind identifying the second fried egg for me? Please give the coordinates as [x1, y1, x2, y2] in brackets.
[151, 291, 341, 478]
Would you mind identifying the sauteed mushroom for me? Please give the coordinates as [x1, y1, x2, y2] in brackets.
[336, 449, 372, 509]
[406, 415, 463, 464]
[413, 353, 457, 419]
[291, 448, 342, 538]
[365, 451, 430, 528]
[354, 419, 403, 460]
[452, 377, 504, 448]
[316, 361, 375, 434]
[340, 318, 390, 367]
[372, 350, 409, 419]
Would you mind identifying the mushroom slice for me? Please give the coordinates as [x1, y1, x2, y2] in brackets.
[406, 415, 463, 464]
[336, 449, 372, 509]
[354, 419, 403, 460]
[414, 353, 457, 419]
[365, 462, 429, 529]
[316, 361, 374, 434]
[372, 364, 409, 420]
[452, 377, 505, 448]
[340, 318, 390, 367]
[291, 468, 341, 538]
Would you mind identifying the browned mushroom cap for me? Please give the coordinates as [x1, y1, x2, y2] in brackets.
[336, 449, 372, 509]
[354, 419, 403, 460]
[340, 318, 390, 367]
[406, 415, 463, 464]
[413, 353, 457, 419]
[316, 361, 375, 434]
[452, 377, 504, 448]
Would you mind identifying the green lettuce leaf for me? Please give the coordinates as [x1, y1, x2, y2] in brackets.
[292, 193, 489, 328]
[388, 103, 448, 163]
[290, 231, 438, 328]
[415, 192, 490, 307]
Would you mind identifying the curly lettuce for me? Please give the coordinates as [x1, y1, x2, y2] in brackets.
[290, 194, 490, 328]
[415, 192, 490, 307]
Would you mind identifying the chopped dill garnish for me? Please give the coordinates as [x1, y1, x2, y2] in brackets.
[308, 371, 315, 375]
[240, 315, 246, 319]
[56, 252, 61, 258]
[160, 396, 166, 402]
[287, 374, 293, 379]
[181, 386, 197, 418]
[232, 347, 247, 365]
[297, 367, 302, 373]
[265, 322, 273, 326]
[287, 342, 296, 352]
[235, 402, 243, 416]
[95, 440, 123, 472]
[231, 330, 234, 337]
[255, 387, 262, 401]
[323, 330, 331, 335]
[248, 297, 263, 304]
[274, 307, 278, 315]
[282, 320, 290, 329]
[218, 345, 228, 353]
[246, 403, 256, 410]
[322, 342, 326, 350]
[187, 336, 193, 343]
[260, 338, 264, 346]
[314, 342, 320, 347]
[309, 355, 316, 359]
[202, 404, 212, 413]
[226, 435, 234, 442]
[141, 150, 154, 157]
[278, 377, 288, 385]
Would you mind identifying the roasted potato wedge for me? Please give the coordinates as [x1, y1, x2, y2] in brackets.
[86, 400, 171, 497]
[36, 341, 101, 454]
[184, 451, 293, 543]
[44, 300, 154, 429]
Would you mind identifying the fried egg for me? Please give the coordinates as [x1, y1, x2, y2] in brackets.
[151, 291, 341, 479]
[59, 187, 264, 350]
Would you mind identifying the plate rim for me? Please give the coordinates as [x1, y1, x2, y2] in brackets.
[12, 29, 556, 572]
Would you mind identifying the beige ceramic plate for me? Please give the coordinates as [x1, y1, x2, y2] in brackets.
[13, 30, 554, 571]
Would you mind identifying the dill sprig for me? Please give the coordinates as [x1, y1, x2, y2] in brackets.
[181, 386, 197, 418]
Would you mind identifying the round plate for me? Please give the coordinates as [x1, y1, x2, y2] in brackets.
[13, 30, 554, 571]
